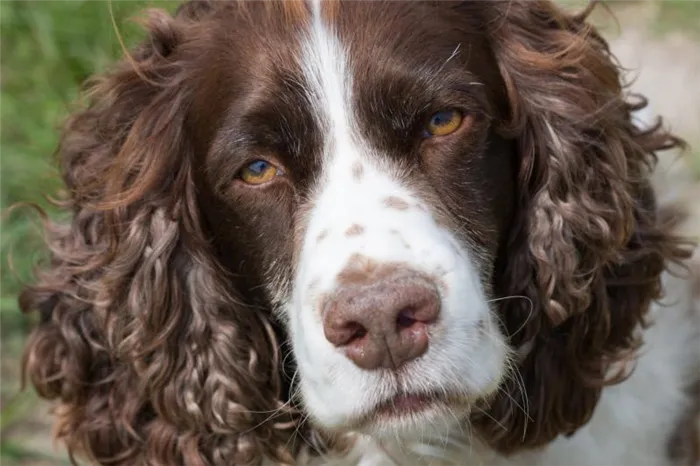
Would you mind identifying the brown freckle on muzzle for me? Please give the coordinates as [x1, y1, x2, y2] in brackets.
[337, 254, 385, 285]
[345, 224, 364, 236]
[384, 196, 409, 210]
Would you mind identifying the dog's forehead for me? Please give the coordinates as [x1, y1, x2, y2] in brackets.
[199, 0, 500, 182]
[197, 0, 496, 110]
[220, 0, 483, 71]
[219, 0, 489, 126]
[229, 0, 441, 32]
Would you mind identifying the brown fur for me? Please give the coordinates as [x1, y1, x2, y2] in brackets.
[17, 1, 693, 465]
[470, 0, 692, 452]
[20, 5, 309, 465]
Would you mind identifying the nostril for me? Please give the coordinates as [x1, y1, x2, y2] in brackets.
[396, 308, 417, 328]
[346, 322, 367, 343]
[396, 299, 439, 328]
[326, 320, 368, 347]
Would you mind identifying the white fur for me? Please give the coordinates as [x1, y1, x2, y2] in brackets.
[275, 3, 700, 465]
[286, 265, 699, 466]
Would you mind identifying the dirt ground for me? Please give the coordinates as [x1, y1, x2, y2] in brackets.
[2, 3, 699, 465]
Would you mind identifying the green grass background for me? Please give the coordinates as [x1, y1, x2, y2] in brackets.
[1, 1, 698, 464]
[1, 2, 181, 463]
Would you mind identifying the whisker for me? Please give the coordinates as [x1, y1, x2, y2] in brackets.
[472, 405, 508, 433]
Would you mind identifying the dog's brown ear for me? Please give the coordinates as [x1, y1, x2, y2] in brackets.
[20, 7, 297, 465]
[469, 0, 691, 452]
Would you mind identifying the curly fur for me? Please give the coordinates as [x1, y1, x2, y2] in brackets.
[20, 6, 306, 465]
[18, 1, 694, 465]
[469, 1, 692, 452]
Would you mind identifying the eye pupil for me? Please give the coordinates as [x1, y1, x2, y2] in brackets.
[248, 160, 269, 174]
[239, 159, 281, 185]
[425, 109, 464, 137]
[431, 111, 452, 126]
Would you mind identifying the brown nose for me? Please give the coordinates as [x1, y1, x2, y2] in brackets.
[323, 269, 440, 370]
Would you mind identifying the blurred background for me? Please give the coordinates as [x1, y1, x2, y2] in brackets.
[1, 1, 698, 465]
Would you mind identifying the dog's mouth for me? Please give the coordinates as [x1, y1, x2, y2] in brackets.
[374, 392, 441, 417]
[352, 389, 469, 430]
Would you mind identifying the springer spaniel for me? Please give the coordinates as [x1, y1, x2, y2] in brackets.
[19, 1, 700, 465]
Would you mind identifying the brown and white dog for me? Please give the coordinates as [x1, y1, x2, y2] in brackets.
[20, 1, 700, 465]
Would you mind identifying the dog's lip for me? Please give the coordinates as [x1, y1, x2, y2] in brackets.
[373, 391, 441, 416]
[338, 389, 468, 432]
[369, 389, 471, 421]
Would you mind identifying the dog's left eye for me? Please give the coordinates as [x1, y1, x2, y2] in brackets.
[239, 159, 283, 185]
[424, 109, 464, 137]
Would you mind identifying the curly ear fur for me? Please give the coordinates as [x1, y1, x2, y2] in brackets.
[19, 7, 304, 466]
[471, 0, 693, 453]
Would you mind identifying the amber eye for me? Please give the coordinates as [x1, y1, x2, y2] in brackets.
[424, 109, 464, 137]
[239, 159, 282, 185]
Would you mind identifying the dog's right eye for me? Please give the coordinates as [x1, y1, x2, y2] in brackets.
[239, 159, 284, 185]
[423, 109, 464, 138]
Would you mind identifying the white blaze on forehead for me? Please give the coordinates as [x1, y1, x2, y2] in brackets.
[302, 0, 354, 157]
